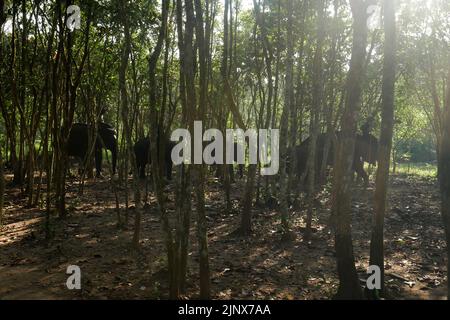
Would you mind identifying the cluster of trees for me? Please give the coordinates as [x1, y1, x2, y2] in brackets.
[0, 0, 449, 299]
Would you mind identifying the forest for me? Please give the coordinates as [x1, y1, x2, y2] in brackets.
[0, 0, 449, 301]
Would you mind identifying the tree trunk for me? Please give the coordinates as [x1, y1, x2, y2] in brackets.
[320, 0, 340, 185]
[0, 0, 5, 225]
[191, 0, 211, 299]
[241, 163, 257, 235]
[51, 1, 66, 218]
[175, 0, 191, 295]
[305, 0, 326, 240]
[369, 0, 396, 298]
[0, 146, 4, 225]
[278, 0, 294, 236]
[148, 0, 176, 297]
[118, 0, 141, 248]
[438, 70, 450, 299]
[221, 0, 232, 211]
[332, 0, 373, 300]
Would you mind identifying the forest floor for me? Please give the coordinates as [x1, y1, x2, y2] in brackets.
[0, 168, 447, 300]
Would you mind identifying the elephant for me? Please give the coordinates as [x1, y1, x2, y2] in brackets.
[66, 122, 118, 177]
[133, 137, 176, 180]
[291, 131, 378, 185]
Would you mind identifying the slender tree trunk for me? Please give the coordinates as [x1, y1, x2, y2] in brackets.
[149, 0, 178, 297]
[224, 76, 251, 235]
[54, 0, 88, 218]
[332, 0, 373, 300]
[438, 70, 450, 299]
[369, 0, 397, 298]
[0, 0, 6, 225]
[278, 0, 294, 236]
[221, 0, 232, 211]
[51, 1, 65, 218]
[392, 147, 397, 173]
[118, 0, 141, 248]
[191, 0, 211, 299]
[234, 0, 274, 235]
[241, 163, 257, 234]
[175, 0, 191, 295]
[305, 0, 326, 240]
[320, 0, 340, 185]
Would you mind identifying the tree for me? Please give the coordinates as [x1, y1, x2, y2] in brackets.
[0, 0, 6, 225]
[191, 0, 211, 299]
[174, 0, 192, 296]
[305, 0, 326, 240]
[117, 0, 144, 250]
[277, 0, 294, 237]
[438, 70, 450, 299]
[369, 0, 397, 298]
[331, 0, 375, 299]
[52, 0, 90, 218]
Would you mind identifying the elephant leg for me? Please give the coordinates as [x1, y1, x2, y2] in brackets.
[111, 143, 117, 175]
[95, 148, 103, 177]
[354, 160, 368, 187]
[80, 155, 88, 176]
[137, 159, 146, 179]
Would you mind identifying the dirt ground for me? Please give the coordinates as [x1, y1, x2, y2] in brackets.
[0, 170, 447, 300]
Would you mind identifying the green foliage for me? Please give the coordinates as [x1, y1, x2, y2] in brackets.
[395, 162, 437, 178]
